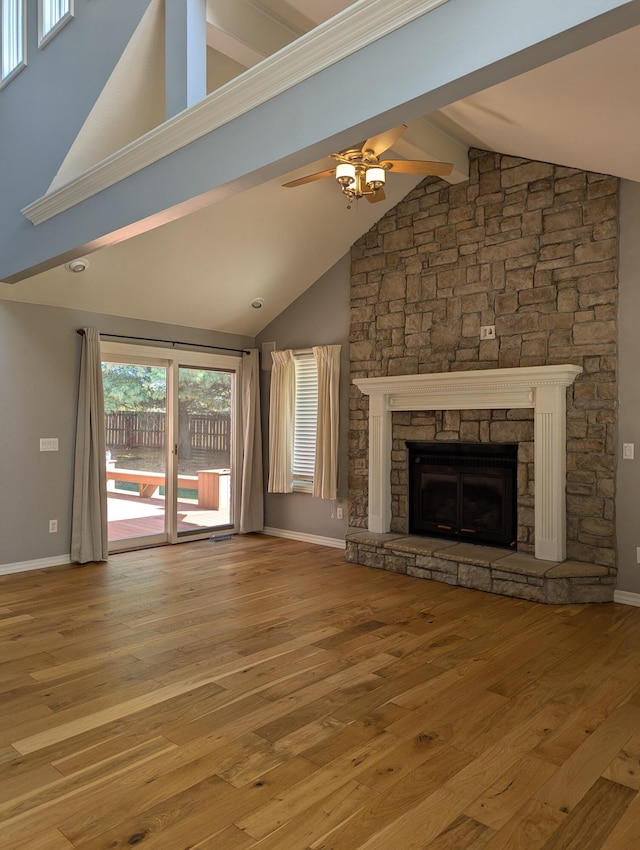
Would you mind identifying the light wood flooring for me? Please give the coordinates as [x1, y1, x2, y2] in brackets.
[2, 534, 640, 849]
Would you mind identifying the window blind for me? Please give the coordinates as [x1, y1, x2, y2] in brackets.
[292, 352, 318, 491]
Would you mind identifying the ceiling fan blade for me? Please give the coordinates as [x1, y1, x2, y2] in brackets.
[366, 188, 386, 204]
[382, 159, 454, 177]
[282, 168, 335, 188]
[361, 125, 407, 157]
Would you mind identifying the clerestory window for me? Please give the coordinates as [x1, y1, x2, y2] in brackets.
[1, 0, 25, 88]
[39, 0, 73, 47]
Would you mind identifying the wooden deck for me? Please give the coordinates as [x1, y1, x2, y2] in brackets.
[1, 536, 640, 848]
[107, 492, 231, 541]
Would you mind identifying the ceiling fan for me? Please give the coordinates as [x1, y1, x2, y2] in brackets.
[282, 125, 453, 206]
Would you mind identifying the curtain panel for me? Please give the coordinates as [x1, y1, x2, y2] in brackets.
[239, 349, 264, 532]
[312, 345, 341, 501]
[267, 349, 295, 493]
[71, 327, 108, 563]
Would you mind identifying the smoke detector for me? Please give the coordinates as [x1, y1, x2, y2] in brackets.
[65, 258, 89, 273]
[249, 297, 264, 309]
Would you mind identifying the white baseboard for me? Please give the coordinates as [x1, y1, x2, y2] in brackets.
[0, 554, 72, 576]
[613, 589, 640, 607]
[262, 527, 346, 550]
[0, 533, 346, 574]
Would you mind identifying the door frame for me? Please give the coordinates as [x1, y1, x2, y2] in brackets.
[101, 341, 242, 551]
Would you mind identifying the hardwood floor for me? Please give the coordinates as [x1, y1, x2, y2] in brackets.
[1, 534, 640, 849]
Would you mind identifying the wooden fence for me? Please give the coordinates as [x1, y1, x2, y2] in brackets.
[105, 411, 230, 452]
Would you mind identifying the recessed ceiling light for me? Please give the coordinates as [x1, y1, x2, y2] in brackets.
[65, 258, 89, 273]
[249, 297, 264, 309]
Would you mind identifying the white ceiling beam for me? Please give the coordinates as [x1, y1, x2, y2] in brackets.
[252, 0, 316, 31]
[283, 0, 353, 26]
[205, 0, 305, 67]
[166, 0, 208, 118]
[205, 22, 263, 68]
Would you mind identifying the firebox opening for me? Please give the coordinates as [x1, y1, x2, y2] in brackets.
[407, 441, 518, 550]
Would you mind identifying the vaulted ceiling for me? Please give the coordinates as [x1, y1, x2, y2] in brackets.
[2, 1, 640, 336]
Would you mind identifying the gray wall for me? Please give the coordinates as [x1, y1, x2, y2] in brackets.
[0, 1, 151, 265]
[256, 255, 350, 542]
[0, 300, 253, 566]
[616, 179, 640, 593]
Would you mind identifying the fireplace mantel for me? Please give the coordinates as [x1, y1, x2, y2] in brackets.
[353, 364, 583, 561]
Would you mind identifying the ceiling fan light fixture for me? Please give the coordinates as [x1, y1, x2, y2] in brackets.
[335, 162, 356, 187]
[365, 166, 386, 191]
[282, 125, 453, 208]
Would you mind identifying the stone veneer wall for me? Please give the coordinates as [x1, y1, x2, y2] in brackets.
[349, 149, 618, 570]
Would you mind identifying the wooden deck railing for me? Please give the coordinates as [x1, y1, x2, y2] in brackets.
[106, 468, 230, 509]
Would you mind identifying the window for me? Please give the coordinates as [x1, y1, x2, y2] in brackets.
[39, 0, 72, 47]
[267, 345, 340, 500]
[1, 0, 25, 88]
[292, 351, 318, 492]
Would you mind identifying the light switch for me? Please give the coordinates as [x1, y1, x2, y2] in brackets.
[40, 438, 59, 452]
[623, 443, 634, 460]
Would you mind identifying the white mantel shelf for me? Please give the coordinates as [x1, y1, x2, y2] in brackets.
[353, 365, 583, 562]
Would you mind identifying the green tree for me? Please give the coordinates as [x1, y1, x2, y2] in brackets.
[177, 368, 231, 414]
[177, 369, 231, 458]
[101, 365, 231, 414]
[101, 364, 166, 413]
[101, 363, 232, 460]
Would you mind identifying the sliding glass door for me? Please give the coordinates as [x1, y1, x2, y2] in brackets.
[102, 360, 169, 548]
[175, 367, 233, 537]
[101, 343, 238, 552]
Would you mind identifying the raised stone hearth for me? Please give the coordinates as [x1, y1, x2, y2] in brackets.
[345, 529, 613, 604]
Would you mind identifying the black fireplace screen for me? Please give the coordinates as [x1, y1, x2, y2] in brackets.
[407, 441, 517, 549]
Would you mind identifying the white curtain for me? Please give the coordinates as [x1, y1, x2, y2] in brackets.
[71, 328, 108, 563]
[267, 349, 295, 493]
[312, 345, 341, 500]
[239, 349, 264, 533]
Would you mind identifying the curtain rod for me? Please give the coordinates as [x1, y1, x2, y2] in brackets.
[76, 329, 250, 355]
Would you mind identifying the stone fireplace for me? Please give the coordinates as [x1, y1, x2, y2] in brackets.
[347, 148, 618, 603]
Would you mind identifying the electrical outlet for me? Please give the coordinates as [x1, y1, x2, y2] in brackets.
[623, 443, 635, 460]
[336, 506, 344, 520]
[49, 519, 58, 533]
[480, 325, 496, 340]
